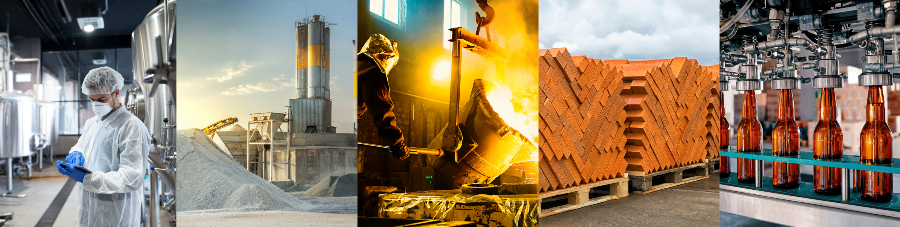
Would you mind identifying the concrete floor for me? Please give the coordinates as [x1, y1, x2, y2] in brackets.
[0, 154, 174, 227]
[540, 174, 720, 227]
[0, 155, 79, 227]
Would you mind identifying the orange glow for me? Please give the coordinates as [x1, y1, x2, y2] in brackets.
[433, 60, 450, 80]
[486, 81, 538, 147]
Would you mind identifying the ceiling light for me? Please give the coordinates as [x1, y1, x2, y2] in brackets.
[92, 52, 107, 65]
[77, 7, 104, 32]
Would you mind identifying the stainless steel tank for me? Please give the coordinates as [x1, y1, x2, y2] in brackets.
[132, 0, 175, 189]
[0, 93, 46, 158]
[36, 101, 58, 145]
[304, 15, 330, 99]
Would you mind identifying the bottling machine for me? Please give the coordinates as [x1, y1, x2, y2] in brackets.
[720, 0, 900, 225]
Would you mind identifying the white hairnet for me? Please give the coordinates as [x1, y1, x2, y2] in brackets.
[82, 66, 125, 95]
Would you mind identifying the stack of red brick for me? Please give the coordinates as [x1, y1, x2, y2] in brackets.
[538, 48, 720, 193]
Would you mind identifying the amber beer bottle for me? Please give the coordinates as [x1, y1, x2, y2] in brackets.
[736, 90, 762, 183]
[813, 88, 843, 195]
[859, 86, 893, 203]
[772, 89, 800, 188]
[720, 91, 731, 178]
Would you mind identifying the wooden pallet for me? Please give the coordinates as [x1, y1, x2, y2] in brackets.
[627, 162, 708, 194]
[539, 174, 629, 217]
[707, 157, 720, 175]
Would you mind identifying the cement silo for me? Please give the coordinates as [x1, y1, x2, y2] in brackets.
[292, 15, 335, 133]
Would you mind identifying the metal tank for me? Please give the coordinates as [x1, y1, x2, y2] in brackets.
[132, 0, 176, 183]
[132, 1, 176, 226]
[0, 93, 45, 158]
[0, 33, 46, 159]
[302, 15, 331, 99]
[291, 15, 334, 133]
[36, 101, 59, 145]
[133, 0, 175, 147]
[296, 21, 307, 98]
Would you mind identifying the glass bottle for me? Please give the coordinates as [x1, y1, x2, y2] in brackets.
[736, 90, 762, 184]
[859, 86, 893, 203]
[772, 89, 800, 189]
[813, 88, 843, 195]
[720, 91, 731, 178]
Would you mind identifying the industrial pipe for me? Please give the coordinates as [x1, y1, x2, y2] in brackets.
[721, 71, 738, 78]
[5, 158, 11, 195]
[450, 27, 509, 60]
[849, 26, 900, 45]
[864, 62, 900, 71]
[721, 54, 748, 64]
[762, 63, 817, 76]
[886, 0, 900, 64]
[720, 0, 754, 34]
[357, 142, 444, 156]
[150, 169, 160, 227]
[742, 38, 818, 53]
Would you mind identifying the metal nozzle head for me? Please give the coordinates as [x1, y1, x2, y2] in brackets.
[859, 72, 893, 87]
[735, 79, 762, 91]
[770, 78, 800, 90]
[811, 75, 844, 88]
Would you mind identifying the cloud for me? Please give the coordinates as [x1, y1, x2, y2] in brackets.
[207, 61, 253, 82]
[222, 75, 294, 95]
[539, 0, 719, 65]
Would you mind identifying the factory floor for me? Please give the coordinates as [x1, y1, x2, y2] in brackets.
[0, 155, 78, 227]
[540, 172, 720, 227]
[0, 154, 174, 227]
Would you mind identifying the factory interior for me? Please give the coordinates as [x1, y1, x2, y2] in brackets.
[356, 0, 540, 226]
[720, 0, 900, 226]
[0, 0, 175, 226]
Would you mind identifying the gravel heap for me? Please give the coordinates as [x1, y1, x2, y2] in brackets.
[302, 173, 358, 197]
[177, 128, 316, 212]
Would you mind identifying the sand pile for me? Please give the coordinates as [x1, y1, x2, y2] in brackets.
[302, 173, 358, 197]
[177, 128, 318, 212]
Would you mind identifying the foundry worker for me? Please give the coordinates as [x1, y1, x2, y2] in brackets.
[56, 66, 151, 227]
[357, 34, 410, 160]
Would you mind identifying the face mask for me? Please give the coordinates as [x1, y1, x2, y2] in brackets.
[92, 101, 113, 117]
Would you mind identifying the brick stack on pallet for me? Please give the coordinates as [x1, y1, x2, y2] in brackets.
[538, 48, 630, 193]
[619, 57, 720, 175]
[538, 47, 720, 194]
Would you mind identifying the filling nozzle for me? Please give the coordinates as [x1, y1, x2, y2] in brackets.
[813, 27, 845, 89]
[860, 35, 894, 86]
[737, 51, 763, 91]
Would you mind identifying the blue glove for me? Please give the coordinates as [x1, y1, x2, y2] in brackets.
[65, 163, 86, 183]
[66, 151, 85, 166]
[57, 160, 72, 177]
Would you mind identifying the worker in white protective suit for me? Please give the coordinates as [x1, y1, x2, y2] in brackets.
[56, 66, 150, 227]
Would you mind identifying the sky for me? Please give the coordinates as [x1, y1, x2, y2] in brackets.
[539, 0, 719, 66]
[178, 0, 357, 133]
